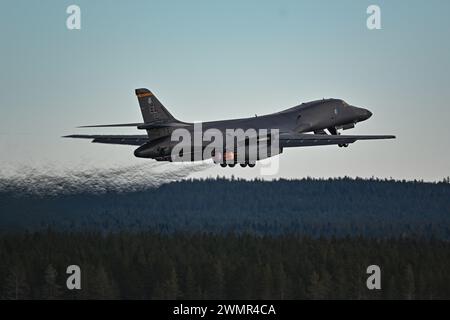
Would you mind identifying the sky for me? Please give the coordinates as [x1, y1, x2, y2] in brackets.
[0, 0, 449, 181]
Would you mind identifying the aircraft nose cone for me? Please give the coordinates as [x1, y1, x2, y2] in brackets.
[359, 108, 372, 121]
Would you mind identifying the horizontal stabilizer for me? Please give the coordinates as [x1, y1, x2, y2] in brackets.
[137, 122, 190, 129]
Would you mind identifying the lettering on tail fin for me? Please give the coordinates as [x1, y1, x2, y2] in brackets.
[135, 88, 176, 123]
[135, 88, 186, 141]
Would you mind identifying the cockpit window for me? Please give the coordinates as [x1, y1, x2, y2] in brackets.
[341, 100, 349, 107]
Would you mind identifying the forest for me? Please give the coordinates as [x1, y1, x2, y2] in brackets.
[1, 177, 449, 239]
[0, 232, 449, 300]
[1, 177, 449, 300]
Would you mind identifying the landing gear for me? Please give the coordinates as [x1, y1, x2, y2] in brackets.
[214, 149, 259, 168]
[327, 127, 338, 135]
[329, 128, 348, 147]
[218, 161, 256, 168]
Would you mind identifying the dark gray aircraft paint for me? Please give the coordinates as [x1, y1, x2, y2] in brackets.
[65, 88, 395, 167]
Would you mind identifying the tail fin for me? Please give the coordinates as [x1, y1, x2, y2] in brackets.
[135, 88, 176, 123]
[75, 89, 186, 142]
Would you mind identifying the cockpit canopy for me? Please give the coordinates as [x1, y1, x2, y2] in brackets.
[332, 99, 349, 107]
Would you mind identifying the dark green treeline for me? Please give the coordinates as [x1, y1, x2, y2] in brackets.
[1, 178, 450, 239]
[1, 232, 449, 300]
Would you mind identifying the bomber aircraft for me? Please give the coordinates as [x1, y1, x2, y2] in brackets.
[65, 88, 395, 167]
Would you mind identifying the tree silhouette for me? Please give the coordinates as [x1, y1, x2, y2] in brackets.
[90, 266, 118, 300]
[0, 231, 450, 299]
[42, 264, 61, 300]
[403, 264, 416, 300]
[2, 266, 29, 300]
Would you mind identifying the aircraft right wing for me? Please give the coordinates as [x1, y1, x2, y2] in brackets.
[279, 132, 395, 146]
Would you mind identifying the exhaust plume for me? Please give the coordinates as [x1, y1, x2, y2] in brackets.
[0, 161, 212, 196]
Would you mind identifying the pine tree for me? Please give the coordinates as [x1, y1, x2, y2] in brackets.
[154, 267, 179, 299]
[273, 262, 287, 299]
[184, 266, 197, 299]
[210, 261, 224, 299]
[2, 266, 30, 300]
[403, 264, 415, 300]
[91, 266, 119, 299]
[261, 263, 273, 300]
[42, 264, 61, 300]
[386, 276, 397, 299]
[307, 271, 330, 299]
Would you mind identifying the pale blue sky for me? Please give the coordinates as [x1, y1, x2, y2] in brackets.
[1, 0, 449, 181]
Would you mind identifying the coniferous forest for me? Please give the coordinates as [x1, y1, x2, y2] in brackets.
[1, 233, 450, 300]
[0, 178, 449, 299]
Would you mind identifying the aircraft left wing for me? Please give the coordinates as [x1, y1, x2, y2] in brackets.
[63, 135, 148, 146]
[77, 122, 190, 129]
[279, 132, 395, 146]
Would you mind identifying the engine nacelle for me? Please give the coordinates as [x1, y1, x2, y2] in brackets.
[134, 141, 170, 159]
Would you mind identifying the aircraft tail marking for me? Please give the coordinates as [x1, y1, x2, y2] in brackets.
[135, 88, 176, 123]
